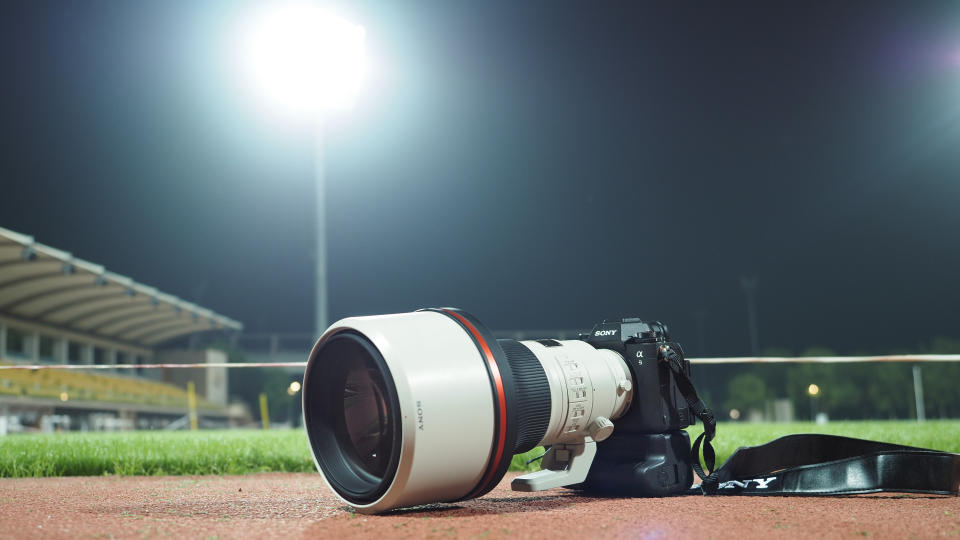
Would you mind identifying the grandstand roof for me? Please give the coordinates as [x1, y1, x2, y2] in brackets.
[0, 226, 242, 347]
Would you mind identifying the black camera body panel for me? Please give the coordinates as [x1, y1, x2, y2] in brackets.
[583, 318, 693, 434]
[578, 318, 695, 496]
[573, 431, 694, 496]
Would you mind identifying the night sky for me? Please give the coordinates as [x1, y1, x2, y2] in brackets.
[2, 1, 959, 356]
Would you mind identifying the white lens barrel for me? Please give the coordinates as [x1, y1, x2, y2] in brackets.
[520, 339, 632, 446]
[303, 309, 636, 514]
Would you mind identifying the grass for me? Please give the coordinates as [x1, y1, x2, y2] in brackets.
[0, 421, 957, 478]
[0, 429, 313, 477]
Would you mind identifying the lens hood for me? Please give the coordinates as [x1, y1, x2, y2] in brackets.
[304, 309, 504, 513]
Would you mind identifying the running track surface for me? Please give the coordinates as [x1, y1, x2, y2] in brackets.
[0, 472, 957, 539]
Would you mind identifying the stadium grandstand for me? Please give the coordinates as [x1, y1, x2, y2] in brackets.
[0, 226, 243, 433]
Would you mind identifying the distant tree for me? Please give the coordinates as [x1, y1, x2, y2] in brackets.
[724, 373, 767, 418]
[756, 347, 793, 397]
[865, 363, 913, 419]
[821, 364, 868, 419]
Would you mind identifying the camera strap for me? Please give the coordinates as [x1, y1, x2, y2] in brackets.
[660, 346, 960, 497]
[690, 433, 960, 496]
[659, 345, 718, 483]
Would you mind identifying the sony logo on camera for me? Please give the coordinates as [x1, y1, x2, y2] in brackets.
[416, 400, 424, 431]
[584, 318, 671, 347]
[718, 477, 777, 490]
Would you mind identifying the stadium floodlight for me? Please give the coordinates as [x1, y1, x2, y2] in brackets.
[237, 3, 367, 336]
[287, 381, 302, 396]
[807, 383, 820, 396]
[239, 2, 367, 115]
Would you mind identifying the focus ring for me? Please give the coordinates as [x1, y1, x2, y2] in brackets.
[498, 339, 551, 454]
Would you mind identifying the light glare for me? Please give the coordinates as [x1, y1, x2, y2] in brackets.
[240, 3, 366, 115]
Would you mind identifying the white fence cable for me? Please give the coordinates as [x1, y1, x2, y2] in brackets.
[687, 354, 960, 364]
[0, 362, 307, 370]
[1, 355, 960, 370]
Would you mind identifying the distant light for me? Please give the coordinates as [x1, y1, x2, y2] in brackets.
[287, 381, 302, 396]
[808, 384, 820, 396]
[59, 392, 69, 402]
[239, 2, 366, 115]
[729, 408, 741, 420]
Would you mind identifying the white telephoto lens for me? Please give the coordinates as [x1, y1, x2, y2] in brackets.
[302, 308, 634, 514]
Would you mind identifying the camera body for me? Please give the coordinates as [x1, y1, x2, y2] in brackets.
[574, 318, 695, 496]
[582, 318, 693, 433]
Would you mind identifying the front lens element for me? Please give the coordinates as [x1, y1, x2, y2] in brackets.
[304, 331, 401, 504]
[339, 354, 392, 477]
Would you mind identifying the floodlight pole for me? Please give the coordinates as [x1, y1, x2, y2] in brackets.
[315, 125, 329, 338]
[239, 6, 364, 339]
[912, 365, 925, 422]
